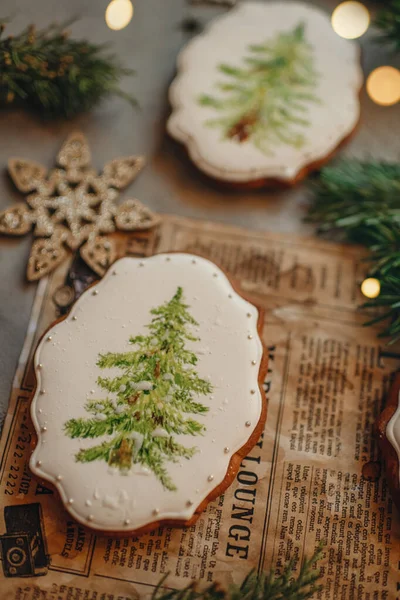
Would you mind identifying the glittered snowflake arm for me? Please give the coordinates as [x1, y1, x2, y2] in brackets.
[0, 131, 159, 280]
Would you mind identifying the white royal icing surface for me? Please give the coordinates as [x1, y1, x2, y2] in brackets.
[167, 1, 362, 183]
[387, 391, 400, 467]
[30, 254, 264, 532]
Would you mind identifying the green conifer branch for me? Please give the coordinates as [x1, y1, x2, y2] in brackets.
[64, 417, 112, 439]
[0, 19, 136, 118]
[175, 418, 206, 436]
[140, 443, 179, 491]
[84, 399, 115, 415]
[97, 351, 142, 370]
[307, 160, 400, 345]
[152, 544, 323, 600]
[375, 0, 400, 53]
[154, 437, 197, 461]
[76, 439, 116, 463]
[306, 161, 400, 233]
[176, 398, 210, 414]
[362, 274, 400, 345]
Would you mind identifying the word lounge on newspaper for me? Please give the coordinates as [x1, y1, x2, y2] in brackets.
[225, 344, 275, 560]
[225, 435, 265, 560]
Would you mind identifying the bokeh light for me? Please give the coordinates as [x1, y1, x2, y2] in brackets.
[331, 1, 370, 39]
[366, 66, 400, 106]
[361, 278, 381, 299]
[106, 0, 134, 31]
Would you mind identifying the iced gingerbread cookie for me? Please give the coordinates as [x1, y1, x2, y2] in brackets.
[168, 1, 362, 187]
[30, 254, 267, 534]
[377, 373, 400, 511]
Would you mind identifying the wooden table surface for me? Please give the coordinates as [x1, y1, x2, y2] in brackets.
[0, 0, 399, 422]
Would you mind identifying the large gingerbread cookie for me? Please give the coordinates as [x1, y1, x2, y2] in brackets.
[30, 254, 267, 534]
[168, 1, 362, 186]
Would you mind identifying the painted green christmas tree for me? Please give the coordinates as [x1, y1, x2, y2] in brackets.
[199, 23, 320, 155]
[64, 287, 212, 491]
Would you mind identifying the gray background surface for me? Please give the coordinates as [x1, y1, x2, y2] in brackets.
[0, 0, 399, 422]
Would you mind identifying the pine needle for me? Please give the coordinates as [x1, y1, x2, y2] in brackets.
[152, 544, 324, 600]
[0, 19, 136, 118]
[375, 0, 400, 52]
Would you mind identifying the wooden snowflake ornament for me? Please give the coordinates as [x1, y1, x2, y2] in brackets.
[0, 132, 160, 281]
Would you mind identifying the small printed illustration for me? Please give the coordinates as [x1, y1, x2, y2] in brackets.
[64, 287, 213, 491]
[198, 23, 320, 155]
[0, 503, 49, 578]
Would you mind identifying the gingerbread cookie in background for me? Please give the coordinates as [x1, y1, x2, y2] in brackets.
[377, 372, 400, 511]
[168, 1, 362, 187]
[29, 254, 268, 535]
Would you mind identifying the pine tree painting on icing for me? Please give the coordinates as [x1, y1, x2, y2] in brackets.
[64, 287, 212, 491]
[199, 23, 320, 155]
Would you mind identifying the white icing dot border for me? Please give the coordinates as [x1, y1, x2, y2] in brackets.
[30, 253, 265, 533]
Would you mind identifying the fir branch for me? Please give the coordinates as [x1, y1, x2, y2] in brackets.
[349, 219, 400, 276]
[152, 544, 323, 600]
[176, 398, 210, 415]
[64, 415, 117, 438]
[363, 274, 400, 345]
[97, 351, 140, 370]
[0, 19, 136, 118]
[75, 439, 115, 463]
[375, 0, 400, 53]
[154, 437, 197, 461]
[175, 373, 213, 395]
[84, 399, 115, 415]
[307, 160, 400, 345]
[176, 418, 206, 436]
[140, 444, 178, 491]
[306, 160, 400, 233]
[178, 350, 199, 365]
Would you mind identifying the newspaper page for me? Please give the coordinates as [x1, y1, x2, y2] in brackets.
[0, 215, 398, 599]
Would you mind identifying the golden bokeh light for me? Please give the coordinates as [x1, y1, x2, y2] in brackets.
[366, 66, 400, 106]
[331, 1, 370, 39]
[361, 278, 381, 299]
[105, 0, 134, 31]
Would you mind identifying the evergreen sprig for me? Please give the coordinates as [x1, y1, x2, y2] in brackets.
[362, 274, 400, 344]
[0, 19, 136, 118]
[152, 544, 323, 600]
[307, 160, 400, 345]
[307, 161, 400, 233]
[375, 0, 400, 53]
